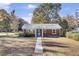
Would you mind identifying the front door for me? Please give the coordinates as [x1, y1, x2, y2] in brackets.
[36, 29, 42, 37]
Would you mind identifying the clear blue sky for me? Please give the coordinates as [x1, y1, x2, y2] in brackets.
[0, 3, 79, 23]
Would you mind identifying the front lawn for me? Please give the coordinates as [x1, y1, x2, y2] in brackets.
[40, 37, 79, 56]
[0, 37, 35, 56]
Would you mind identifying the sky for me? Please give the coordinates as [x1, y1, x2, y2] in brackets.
[0, 3, 79, 23]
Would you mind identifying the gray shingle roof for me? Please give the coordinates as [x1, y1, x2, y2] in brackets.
[22, 24, 62, 30]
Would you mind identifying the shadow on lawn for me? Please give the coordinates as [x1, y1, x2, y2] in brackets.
[43, 49, 61, 53]
[0, 39, 35, 56]
[0, 46, 35, 56]
[42, 42, 70, 55]
[42, 42, 69, 48]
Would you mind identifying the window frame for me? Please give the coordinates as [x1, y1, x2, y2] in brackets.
[52, 29, 56, 34]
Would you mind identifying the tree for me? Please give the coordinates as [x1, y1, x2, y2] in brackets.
[32, 16, 48, 24]
[0, 9, 11, 32]
[18, 18, 28, 31]
[63, 15, 79, 30]
[32, 3, 61, 24]
[59, 19, 69, 36]
[10, 10, 19, 32]
[59, 19, 69, 29]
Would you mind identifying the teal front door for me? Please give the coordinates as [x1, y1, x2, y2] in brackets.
[36, 29, 42, 37]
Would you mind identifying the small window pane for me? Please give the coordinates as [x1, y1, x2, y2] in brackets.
[52, 29, 56, 34]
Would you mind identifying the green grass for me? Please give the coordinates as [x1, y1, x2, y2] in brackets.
[66, 32, 79, 41]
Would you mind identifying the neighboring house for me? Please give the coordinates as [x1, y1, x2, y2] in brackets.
[22, 24, 63, 37]
[71, 27, 79, 32]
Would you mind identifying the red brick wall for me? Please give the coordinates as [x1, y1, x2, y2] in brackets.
[43, 29, 60, 37]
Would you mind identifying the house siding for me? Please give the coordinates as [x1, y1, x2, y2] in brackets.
[43, 29, 60, 37]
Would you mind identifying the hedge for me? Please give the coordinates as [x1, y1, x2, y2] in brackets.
[66, 32, 79, 41]
[18, 32, 35, 37]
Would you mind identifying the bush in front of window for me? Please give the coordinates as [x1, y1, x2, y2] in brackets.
[18, 32, 35, 37]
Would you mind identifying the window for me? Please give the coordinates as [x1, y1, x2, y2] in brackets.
[52, 29, 56, 34]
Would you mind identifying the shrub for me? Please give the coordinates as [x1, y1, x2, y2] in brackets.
[18, 32, 35, 37]
[66, 32, 79, 41]
[63, 30, 66, 37]
[66, 32, 72, 38]
[72, 33, 79, 41]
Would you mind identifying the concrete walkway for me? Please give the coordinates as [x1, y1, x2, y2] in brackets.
[34, 37, 43, 53]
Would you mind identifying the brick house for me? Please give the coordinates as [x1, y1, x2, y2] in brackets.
[22, 24, 63, 37]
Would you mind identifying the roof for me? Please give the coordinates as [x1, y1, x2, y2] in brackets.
[22, 24, 62, 30]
